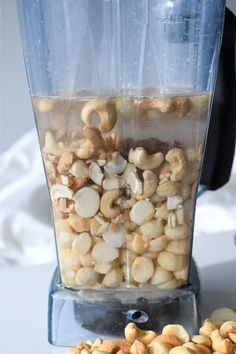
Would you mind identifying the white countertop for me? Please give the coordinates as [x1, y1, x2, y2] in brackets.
[0, 231, 235, 354]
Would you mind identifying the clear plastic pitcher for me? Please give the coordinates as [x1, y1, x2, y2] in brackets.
[17, 0, 225, 291]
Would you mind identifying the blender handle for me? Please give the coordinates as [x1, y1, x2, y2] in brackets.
[200, 7, 236, 191]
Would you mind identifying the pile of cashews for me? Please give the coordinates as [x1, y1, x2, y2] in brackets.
[36, 95, 205, 289]
[66, 307, 236, 354]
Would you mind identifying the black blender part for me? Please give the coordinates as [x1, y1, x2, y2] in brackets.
[201, 8, 236, 191]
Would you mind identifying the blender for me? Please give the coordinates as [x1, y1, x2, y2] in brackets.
[16, 0, 229, 347]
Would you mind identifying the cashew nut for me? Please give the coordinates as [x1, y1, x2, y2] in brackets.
[51, 184, 74, 200]
[164, 224, 188, 240]
[169, 347, 195, 354]
[89, 162, 104, 185]
[75, 267, 98, 286]
[72, 232, 92, 255]
[65, 348, 81, 354]
[155, 203, 170, 220]
[130, 340, 148, 354]
[158, 251, 188, 271]
[175, 97, 192, 117]
[91, 241, 119, 263]
[211, 329, 234, 354]
[167, 196, 183, 210]
[158, 278, 179, 289]
[195, 344, 212, 354]
[98, 339, 131, 354]
[157, 181, 181, 198]
[183, 342, 202, 354]
[132, 257, 154, 283]
[199, 320, 218, 338]
[100, 190, 121, 219]
[68, 213, 91, 233]
[210, 308, 236, 323]
[166, 239, 190, 255]
[127, 172, 143, 195]
[59, 249, 81, 272]
[69, 160, 89, 179]
[124, 323, 157, 345]
[104, 155, 127, 175]
[151, 335, 183, 347]
[73, 187, 100, 218]
[44, 131, 61, 156]
[162, 324, 190, 343]
[80, 253, 95, 267]
[81, 99, 117, 133]
[95, 262, 112, 274]
[57, 151, 74, 174]
[140, 219, 164, 239]
[166, 148, 187, 182]
[151, 266, 173, 285]
[149, 235, 168, 253]
[58, 232, 76, 249]
[191, 335, 212, 347]
[102, 224, 126, 248]
[120, 249, 136, 265]
[129, 147, 164, 170]
[140, 97, 176, 114]
[83, 125, 105, 148]
[128, 232, 147, 255]
[149, 341, 172, 354]
[134, 170, 158, 199]
[220, 321, 236, 342]
[102, 268, 123, 287]
[103, 177, 126, 190]
[55, 218, 73, 233]
[130, 200, 155, 225]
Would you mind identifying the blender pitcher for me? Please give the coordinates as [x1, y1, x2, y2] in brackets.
[17, 0, 226, 346]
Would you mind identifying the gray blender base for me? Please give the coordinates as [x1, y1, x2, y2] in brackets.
[48, 260, 201, 347]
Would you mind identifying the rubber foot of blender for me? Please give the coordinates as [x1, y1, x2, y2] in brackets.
[48, 259, 201, 347]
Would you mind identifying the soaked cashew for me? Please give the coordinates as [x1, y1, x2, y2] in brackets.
[83, 125, 105, 148]
[166, 239, 190, 255]
[72, 232, 92, 255]
[151, 266, 173, 285]
[128, 233, 147, 255]
[132, 257, 154, 283]
[174, 267, 188, 281]
[133, 170, 158, 199]
[211, 329, 234, 354]
[75, 267, 98, 286]
[91, 241, 119, 263]
[68, 214, 91, 233]
[102, 224, 126, 248]
[80, 253, 95, 267]
[155, 203, 170, 220]
[124, 323, 157, 345]
[156, 181, 181, 197]
[140, 219, 164, 239]
[162, 324, 190, 343]
[102, 268, 123, 287]
[44, 131, 61, 156]
[100, 190, 121, 219]
[158, 251, 188, 271]
[129, 147, 164, 170]
[164, 224, 188, 240]
[166, 148, 187, 182]
[149, 235, 168, 253]
[130, 200, 155, 225]
[81, 99, 117, 133]
[158, 278, 179, 289]
[73, 187, 100, 218]
[120, 249, 136, 265]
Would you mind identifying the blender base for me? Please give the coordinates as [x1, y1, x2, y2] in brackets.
[48, 260, 201, 347]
